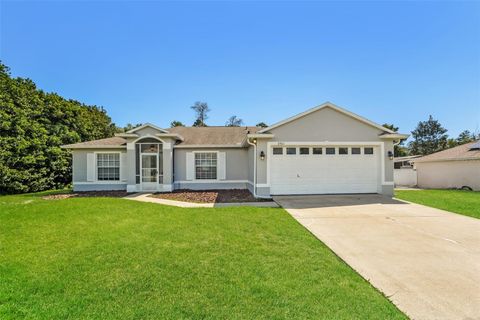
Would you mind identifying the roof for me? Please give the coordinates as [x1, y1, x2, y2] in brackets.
[168, 126, 261, 147]
[62, 137, 127, 149]
[414, 141, 480, 163]
[258, 102, 398, 135]
[394, 155, 422, 162]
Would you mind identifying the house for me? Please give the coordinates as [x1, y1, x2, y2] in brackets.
[413, 140, 480, 191]
[62, 102, 409, 197]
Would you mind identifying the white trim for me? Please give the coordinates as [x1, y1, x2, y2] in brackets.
[74, 181, 126, 185]
[126, 123, 168, 134]
[174, 180, 249, 184]
[382, 181, 395, 185]
[131, 134, 165, 144]
[94, 151, 123, 183]
[415, 157, 480, 163]
[174, 144, 244, 148]
[192, 151, 220, 181]
[64, 145, 127, 149]
[266, 141, 388, 187]
[247, 133, 275, 139]
[258, 102, 396, 134]
[256, 183, 269, 188]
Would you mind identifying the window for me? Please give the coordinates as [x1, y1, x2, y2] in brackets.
[286, 147, 296, 155]
[299, 147, 310, 155]
[326, 147, 335, 155]
[364, 147, 374, 155]
[97, 153, 120, 181]
[352, 147, 361, 155]
[195, 152, 217, 180]
[273, 147, 283, 155]
[339, 147, 348, 155]
[312, 147, 322, 155]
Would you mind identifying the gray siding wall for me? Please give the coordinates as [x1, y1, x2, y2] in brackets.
[173, 148, 249, 182]
[269, 107, 384, 142]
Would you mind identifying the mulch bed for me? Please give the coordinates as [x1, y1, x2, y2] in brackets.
[149, 189, 270, 203]
[42, 191, 129, 200]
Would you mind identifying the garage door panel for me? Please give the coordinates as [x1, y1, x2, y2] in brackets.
[270, 146, 379, 195]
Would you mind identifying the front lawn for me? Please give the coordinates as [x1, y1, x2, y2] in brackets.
[0, 193, 405, 319]
[395, 189, 480, 219]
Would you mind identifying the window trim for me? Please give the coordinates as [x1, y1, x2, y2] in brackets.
[193, 151, 219, 181]
[339, 147, 349, 155]
[272, 147, 283, 155]
[312, 147, 323, 155]
[364, 147, 374, 155]
[299, 147, 310, 155]
[325, 147, 336, 155]
[351, 147, 361, 155]
[95, 151, 122, 182]
[286, 147, 297, 155]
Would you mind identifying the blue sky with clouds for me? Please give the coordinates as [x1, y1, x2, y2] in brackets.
[1, 1, 479, 138]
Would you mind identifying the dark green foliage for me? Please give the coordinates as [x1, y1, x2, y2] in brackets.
[256, 122, 268, 128]
[0, 62, 116, 194]
[408, 115, 448, 155]
[170, 120, 184, 127]
[116, 123, 143, 133]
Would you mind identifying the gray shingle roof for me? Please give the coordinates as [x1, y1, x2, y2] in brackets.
[167, 126, 260, 146]
[414, 141, 480, 162]
[62, 126, 262, 149]
[62, 137, 127, 149]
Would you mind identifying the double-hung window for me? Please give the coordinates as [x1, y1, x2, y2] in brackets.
[195, 152, 217, 180]
[97, 153, 120, 181]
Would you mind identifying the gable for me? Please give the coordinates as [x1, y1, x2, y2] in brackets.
[268, 106, 388, 142]
[127, 123, 168, 135]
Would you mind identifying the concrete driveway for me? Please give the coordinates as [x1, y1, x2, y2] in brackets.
[274, 194, 480, 320]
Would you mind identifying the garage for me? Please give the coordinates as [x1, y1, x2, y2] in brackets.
[269, 145, 380, 195]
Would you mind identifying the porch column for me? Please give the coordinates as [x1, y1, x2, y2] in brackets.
[162, 141, 173, 191]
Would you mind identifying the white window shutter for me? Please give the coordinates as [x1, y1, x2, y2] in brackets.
[186, 152, 194, 180]
[218, 152, 226, 180]
[120, 153, 127, 181]
[86, 153, 95, 181]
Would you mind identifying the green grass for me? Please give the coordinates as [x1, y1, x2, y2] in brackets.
[0, 193, 405, 319]
[395, 189, 480, 219]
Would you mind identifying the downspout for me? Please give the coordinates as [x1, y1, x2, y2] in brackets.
[247, 137, 271, 199]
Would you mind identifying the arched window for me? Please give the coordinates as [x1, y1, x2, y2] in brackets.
[135, 138, 163, 184]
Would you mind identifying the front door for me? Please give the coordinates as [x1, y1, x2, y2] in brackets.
[141, 154, 158, 191]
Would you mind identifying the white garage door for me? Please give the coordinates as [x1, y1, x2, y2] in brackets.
[270, 145, 380, 195]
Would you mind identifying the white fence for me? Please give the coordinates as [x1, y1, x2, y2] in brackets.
[394, 168, 417, 187]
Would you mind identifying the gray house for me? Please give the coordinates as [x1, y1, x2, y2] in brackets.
[63, 102, 408, 197]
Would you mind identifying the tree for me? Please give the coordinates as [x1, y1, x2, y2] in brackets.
[382, 123, 407, 157]
[0, 62, 116, 194]
[116, 123, 142, 133]
[225, 115, 243, 127]
[190, 101, 210, 127]
[256, 122, 268, 128]
[456, 130, 476, 145]
[408, 115, 448, 155]
[170, 120, 184, 127]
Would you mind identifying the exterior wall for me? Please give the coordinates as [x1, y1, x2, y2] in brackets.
[72, 149, 127, 191]
[269, 107, 384, 142]
[416, 160, 480, 191]
[394, 168, 418, 187]
[173, 148, 250, 188]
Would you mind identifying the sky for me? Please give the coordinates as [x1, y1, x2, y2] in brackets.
[1, 1, 479, 139]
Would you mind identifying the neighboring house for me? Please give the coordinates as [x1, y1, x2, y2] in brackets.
[62, 102, 408, 197]
[393, 155, 421, 187]
[413, 140, 480, 191]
